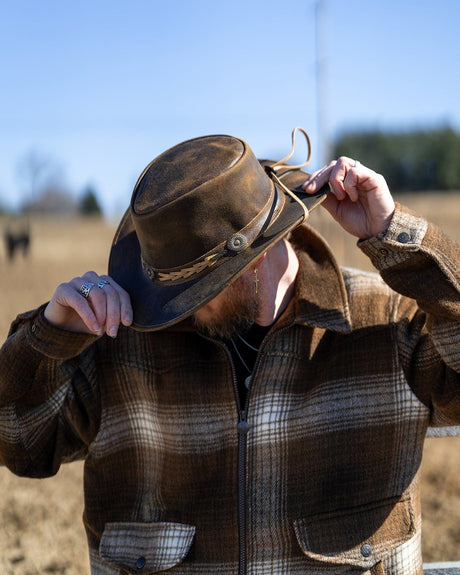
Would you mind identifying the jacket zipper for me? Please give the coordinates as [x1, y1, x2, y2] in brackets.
[198, 335, 249, 575]
[221, 342, 251, 575]
[208, 324, 294, 575]
[237, 407, 249, 575]
[232, 322, 295, 575]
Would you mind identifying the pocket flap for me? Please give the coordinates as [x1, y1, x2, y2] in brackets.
[294, 498, 415, 569]
[100, 521, 196, 573]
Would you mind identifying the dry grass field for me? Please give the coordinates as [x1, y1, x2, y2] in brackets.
[0, 192, 459, 573]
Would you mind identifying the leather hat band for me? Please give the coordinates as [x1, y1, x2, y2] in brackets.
[142, 180, 285, 286]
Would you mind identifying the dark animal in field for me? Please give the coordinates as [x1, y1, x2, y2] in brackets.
[4, 223, 31, 261]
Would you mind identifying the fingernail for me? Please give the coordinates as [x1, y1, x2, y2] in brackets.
[109, 326, 118, 338]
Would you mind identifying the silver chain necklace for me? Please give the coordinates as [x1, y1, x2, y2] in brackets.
[236, 333, 259, 352]
[229, 338, 252, 374]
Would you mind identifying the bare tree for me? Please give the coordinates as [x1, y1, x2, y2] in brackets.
[16, 150, 67, 207]
[16, 150, 76, 216]
[16, 150, 50, 205]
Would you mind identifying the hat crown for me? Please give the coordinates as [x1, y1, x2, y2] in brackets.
[133, 135, 242, 215]
[131, 135, 273, 271]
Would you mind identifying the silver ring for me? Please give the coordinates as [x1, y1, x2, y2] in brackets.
[79, 281, 95, 299]
[97, 279, 110, 289]
[354, 159, 360, 167]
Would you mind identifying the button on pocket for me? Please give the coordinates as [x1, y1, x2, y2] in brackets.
[99, 521, 196, 574]
[294, 498, 415, 570]
[397, 232, 411, 243]
[360, 544, 372, 557]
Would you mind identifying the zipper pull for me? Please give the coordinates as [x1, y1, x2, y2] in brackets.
[237, 412, 250, 435]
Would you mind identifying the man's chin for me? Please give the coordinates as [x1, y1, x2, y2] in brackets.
[192, 277, 259, 340]
[192, 313, 254, 340]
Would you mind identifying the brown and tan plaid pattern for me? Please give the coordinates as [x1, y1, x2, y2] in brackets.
[0, 203, 459, 574]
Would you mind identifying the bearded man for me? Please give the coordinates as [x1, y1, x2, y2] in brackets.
[0, 129, 459, 575]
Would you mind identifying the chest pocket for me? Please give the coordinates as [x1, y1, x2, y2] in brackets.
[99, 521, 196, 574]
[294, 498, 416, 573]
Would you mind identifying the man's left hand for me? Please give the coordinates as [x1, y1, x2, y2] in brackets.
[303, 157, 395, 239]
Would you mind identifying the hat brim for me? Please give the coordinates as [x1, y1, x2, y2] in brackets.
[108, 166, 328, 331]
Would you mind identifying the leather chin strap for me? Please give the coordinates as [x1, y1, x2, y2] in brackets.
[264, 126, 314, 223]
[264, 167, 309, 223]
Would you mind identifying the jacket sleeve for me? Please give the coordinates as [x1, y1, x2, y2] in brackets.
[0, 305, 102, 477]
[359, 202, 460, 425]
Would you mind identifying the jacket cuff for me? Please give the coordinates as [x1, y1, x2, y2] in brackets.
[359, 203, 428, 271]
[25, 306, 100, 360]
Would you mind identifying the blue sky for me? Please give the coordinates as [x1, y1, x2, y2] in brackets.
[1, 0, 459, 217]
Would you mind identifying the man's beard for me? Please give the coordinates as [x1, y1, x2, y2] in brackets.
[192, 273, 259, 340]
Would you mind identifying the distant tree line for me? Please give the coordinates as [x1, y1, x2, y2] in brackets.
[332, 126, 460, 193]
[11, 150, 104, 217]
[20, 185, 103, 217]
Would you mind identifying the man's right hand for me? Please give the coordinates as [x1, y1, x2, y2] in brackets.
[44, 272, 133, 337]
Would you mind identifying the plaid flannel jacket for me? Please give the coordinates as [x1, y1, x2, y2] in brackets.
[0, 204, 459, 575]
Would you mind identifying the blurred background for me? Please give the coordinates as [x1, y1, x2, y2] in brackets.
[1, 0, 459, 218]
[1, 0, 459, 573]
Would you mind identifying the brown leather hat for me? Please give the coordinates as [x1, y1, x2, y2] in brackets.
[108, 128, 328, 331]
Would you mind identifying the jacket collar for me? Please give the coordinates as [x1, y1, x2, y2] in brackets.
[287, 225, 352, 333]
[168, 224, 353, 334]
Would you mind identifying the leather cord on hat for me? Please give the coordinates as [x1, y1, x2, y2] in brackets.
[271, 127, 312, 174]
[265, 127, 313, 223]
[265, 168, 309, 223]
